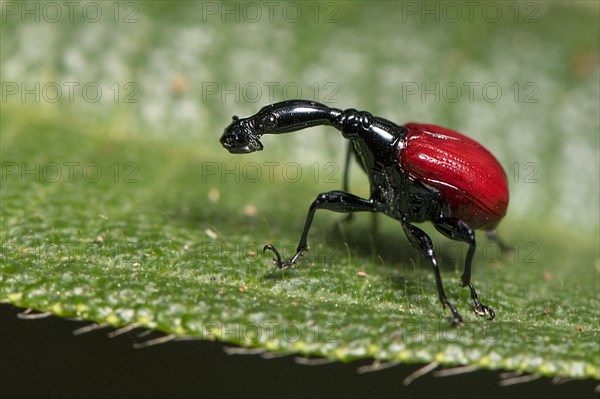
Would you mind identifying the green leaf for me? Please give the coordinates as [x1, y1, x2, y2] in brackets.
[1, 114, 598, 379]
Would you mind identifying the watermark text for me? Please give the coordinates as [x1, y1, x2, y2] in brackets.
[2, 82, 139, 104]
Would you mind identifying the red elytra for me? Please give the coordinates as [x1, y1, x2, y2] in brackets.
[401, 123, 509, 230]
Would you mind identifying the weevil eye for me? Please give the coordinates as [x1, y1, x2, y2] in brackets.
[260, 114, 277, 131]
[232, 115, 239, 121]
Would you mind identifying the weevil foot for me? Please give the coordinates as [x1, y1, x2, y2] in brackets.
[474, 302, 496, 320]
[263, 244, 288, 268]
[450, 313, 464, 326]
[466, 282, 496, 320]
[444, 300, 464, 326]
[263, 244, 304, 269]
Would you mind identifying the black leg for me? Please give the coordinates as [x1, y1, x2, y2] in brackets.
[338, 142, 380, 233]
[400, 218, 463, 325]
[434, 218, 495, 320]
[338, 142, 356, 225]
[342, 141, 353, 192]
[486, 229, 511, 253]
[264, 191, 379, 268]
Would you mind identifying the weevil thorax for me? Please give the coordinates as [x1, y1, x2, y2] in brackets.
[338, 109, 406, 170]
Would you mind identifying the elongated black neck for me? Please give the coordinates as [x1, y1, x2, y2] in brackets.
[259, 100, 342, 134]
[221, 100, 406, 156]
[220, 100, 344, 153]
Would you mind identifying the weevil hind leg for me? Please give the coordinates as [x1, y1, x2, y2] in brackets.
[338, 143, 356, 225]
[486, 229, 512, 254]
[434, 218, 496, 321]
[401, 218, 464, 325]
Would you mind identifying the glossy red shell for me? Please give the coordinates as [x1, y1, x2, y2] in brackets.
[400, 123, 509, 229]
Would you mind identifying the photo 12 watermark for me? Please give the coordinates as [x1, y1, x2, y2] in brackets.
[199, 321, 339, 344]
[201, 81, 339, 104]
[507, 162, 539, 184]
[198, 1, 340, 24]
[1, 82, 139, 104]
[1, 1, 140, 23]
[1, 240, 144, 265]
[1, 161, 140, 184]
[199, 160, 540, 186]
[182, 240, 340, 267]
[393, 320, 541, 344]
[399, 81, 539, 104]
[399, 1, 541, 24]
[186, 234, 539, 268]
[200, 161, 341, 185]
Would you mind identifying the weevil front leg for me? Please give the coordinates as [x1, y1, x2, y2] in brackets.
[264, 190, 380, 268]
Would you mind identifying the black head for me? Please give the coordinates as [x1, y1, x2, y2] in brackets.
[221, 103, 289, 153]
[220, 115, 264, 154]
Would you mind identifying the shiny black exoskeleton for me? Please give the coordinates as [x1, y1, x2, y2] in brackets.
[220, 100, 509, 324]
